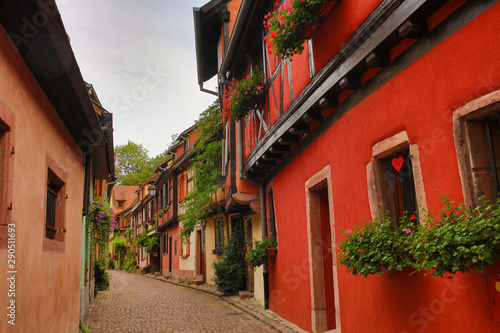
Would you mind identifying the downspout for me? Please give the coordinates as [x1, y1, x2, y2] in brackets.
[236, 120, 270, 309]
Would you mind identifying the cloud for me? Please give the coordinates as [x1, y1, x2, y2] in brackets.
[56, 0, 218, 157]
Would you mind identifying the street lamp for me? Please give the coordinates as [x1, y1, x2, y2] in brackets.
[148, 186, 156, 197]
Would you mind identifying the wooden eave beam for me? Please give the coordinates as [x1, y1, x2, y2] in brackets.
[339, 75, 361, 90]
[278, 135, 300, 146]
[365, 50, 391, 67]
[398, 17, 428, 39]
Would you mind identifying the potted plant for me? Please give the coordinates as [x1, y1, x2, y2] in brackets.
[223, 67, 265, 121]
[264, 0, 336, 60]
[246, 234, 278, 268]
[414, 196, 500, 278]
[338, 213, 420, 278]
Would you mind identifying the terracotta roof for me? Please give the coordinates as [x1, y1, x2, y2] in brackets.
[113, 185, 139, 204]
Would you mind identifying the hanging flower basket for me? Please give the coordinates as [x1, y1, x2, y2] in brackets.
[223, 67, 265, 121]
[264, 0, 337, 60]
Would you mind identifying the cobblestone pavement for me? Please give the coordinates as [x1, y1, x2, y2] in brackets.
[84, 270, 278, 333]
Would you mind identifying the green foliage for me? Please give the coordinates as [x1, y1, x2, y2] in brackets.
[338, 213, 420, 278]
[135, 232, 159, 253]
[115, 140, 168, 185]
[142, 265, 151, 274]
[338, 197, 500, 279]
[180, 101, 223, 239]
[94, 262, 110, 290]
[145, 235, 159, 253]
[112, 236, 126, 254]
[212, 223, 247, 295]
[264, 0, 326, 59]
[246, 235, 278, 268]
[79, 319, 91, 333]
[123, 257, 136, 272]
[88, 198, 113, 265]
[223, 68, 265, 121]
[415, 197, 500, 277]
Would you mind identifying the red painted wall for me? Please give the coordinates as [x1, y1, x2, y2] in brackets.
[268, 3, 500, 332]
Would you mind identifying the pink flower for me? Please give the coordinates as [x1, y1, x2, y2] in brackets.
[346, 229, 353, 235]
[406, 228, 411, 234]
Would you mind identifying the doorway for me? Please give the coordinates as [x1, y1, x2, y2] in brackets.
[305, 165, 341, 332]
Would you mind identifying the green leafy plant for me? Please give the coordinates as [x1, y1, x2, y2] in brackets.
[339, 196, 500, 279]
[264, 0, 327, 59]
[88, 198, 113, 265]
[135, 232, 159, 253]
[180, 101, 224, 239]
[338, 213, 421, 278]
[212, 223, 247, 295]
[414, 197, 500, 277]
[223, 68, 265, 121]
[142, 265, 150, 274]
[79, 319, 91, 333]
[94, 262, 110, 290]
[246, 235, 278, 268]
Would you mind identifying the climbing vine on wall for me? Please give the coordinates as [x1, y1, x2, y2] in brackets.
[179, 100, 223, 239]
[88, 198, 114, 265]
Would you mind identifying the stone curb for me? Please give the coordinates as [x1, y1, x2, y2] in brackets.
[132, 271, 303, 333]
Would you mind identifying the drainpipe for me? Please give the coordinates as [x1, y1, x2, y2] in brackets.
[236, 120, 270, 309]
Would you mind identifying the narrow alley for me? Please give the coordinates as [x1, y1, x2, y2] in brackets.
[84, 270, 278, 333]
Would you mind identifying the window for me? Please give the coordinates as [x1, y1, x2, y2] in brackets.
[46, 168, 65, 240]
[368, 131, 427, 225]
[378, 149, 418, 224]
[0, 111, 14, 249]
[117, 201, 124, 208]
[164, 233, 168, 254]
[266, 188, 277, 237]
[174, 239, 177, 255]
[214, 218, 224, 254]
[454, 96, 500, 207]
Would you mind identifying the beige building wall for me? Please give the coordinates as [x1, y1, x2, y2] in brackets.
[0, 29, 84, 333]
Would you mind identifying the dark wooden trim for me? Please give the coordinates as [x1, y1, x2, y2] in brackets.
[172, 175, 178, 218]
[265, 0, 497, 182]
[339, 75, 361, 90]
[287, 60, 294, 104]
[230, 121, 237, 194]
[365, 50, 391, 67]
[398, 17, 428, 39]
[245, 0, 411, 172]
[308, 39, 315, 78]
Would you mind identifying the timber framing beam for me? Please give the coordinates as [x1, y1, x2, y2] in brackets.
[243, 0, 492, 177]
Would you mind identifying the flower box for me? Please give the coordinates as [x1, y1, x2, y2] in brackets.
[264, 0, 338, 60]
[300, 1, 338, 40]
[267, 247, 278, 257]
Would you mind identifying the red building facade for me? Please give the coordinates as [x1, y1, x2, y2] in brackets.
[195, 0, 500, 332]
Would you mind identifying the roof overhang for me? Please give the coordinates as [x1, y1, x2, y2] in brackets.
[0, 0, 106, 148]
[193, 0, 228, 87]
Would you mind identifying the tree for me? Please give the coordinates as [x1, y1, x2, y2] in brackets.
[179, 100, 223, 239]
[115, 140, 167, 185]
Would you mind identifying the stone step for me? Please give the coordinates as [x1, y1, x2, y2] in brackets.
[238, 290, 253, 299]
[192, 275, 204, 285]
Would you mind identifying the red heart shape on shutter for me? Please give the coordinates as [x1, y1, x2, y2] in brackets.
[391, 156, 404, 172]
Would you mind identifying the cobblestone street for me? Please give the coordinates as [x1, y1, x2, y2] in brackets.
[84, 270, 278, 332]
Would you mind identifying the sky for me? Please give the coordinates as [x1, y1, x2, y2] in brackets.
[56, 0, 218, 158]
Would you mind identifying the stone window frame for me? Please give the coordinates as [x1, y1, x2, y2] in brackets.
[367, 131, 427, 223]
[0, 101, 15, 249]
[453, 89, 500, 208]
[43, 153, 67, 254]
